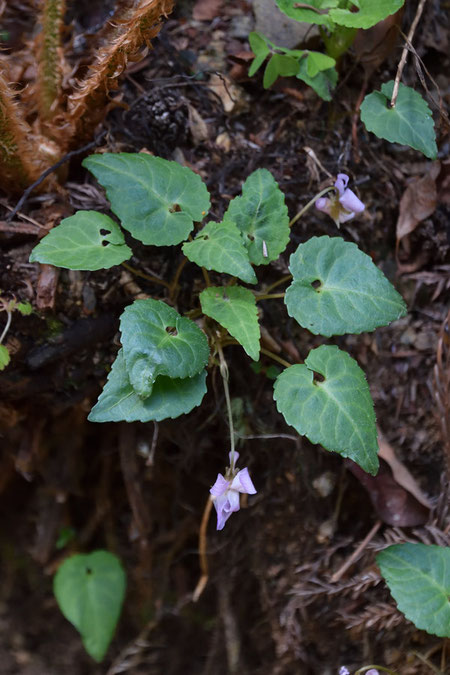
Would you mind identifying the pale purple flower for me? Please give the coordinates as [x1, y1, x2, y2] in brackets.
[315, 173, 365, 226]
[210, 452, 257, 530]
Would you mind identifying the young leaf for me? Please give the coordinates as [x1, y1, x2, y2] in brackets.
[53, 551, 126, 662]
[29, 211, 132, 270]
[0, 344, 10, 370]
[88, 349, 207, 423]
[223, 169, 290, 265]
[360, 81, 437, 160]
[306, 51, 336, 78]
[276, 0, 337, 30]
[377, 543, 450, 638]
[200, 286, 260, 361]
[285, 236, 407, 336]
[83, 153, 211, 246]
[296, 61, 338, 101]
[16, 301, 32, 315]
[248, 32, 270, 77]
[120, 299, 209, 399]
[273, 345, 379, 474]
[182, 220, 257, 284]
[329, 0, 405, 29]
[263, 54, 299, 89]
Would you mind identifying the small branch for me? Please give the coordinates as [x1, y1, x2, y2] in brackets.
[330, 519, 382, 583]
[7, 131, 107, 222]
[390, 0, 428, 108]
[192, 496, 213, 603]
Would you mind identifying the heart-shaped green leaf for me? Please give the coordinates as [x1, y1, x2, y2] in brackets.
[182, 220, 257, 284]
[223, 169, 290, 265]
[120, 299, 209, 398]
[29, 211, 132, 270]
[276, 0, 338, 29]
[273, 345, 379, 474]
[83, 153, 210, 246]
[88, 349, 207, 423]
[329, 0, 404, 28]
[285, 236, 407, 336]
[377, 543, 450, 638]
[53, 551, 126, 662]
[360, 81, 437, 159]
[200, 286, 260, 361]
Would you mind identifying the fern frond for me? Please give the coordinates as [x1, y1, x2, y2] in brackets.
[36, 0, 66, 123]
[63, 0, 174, 147]
[0, 70, 42, 192]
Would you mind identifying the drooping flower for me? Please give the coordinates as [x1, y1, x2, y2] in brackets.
[210, 452, 257, 530]
[315, 173, 365, 226]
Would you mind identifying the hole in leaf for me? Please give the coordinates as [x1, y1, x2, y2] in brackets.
[85, 567, 93, 575]
[99, 229, 111, 236]
[101, 240, 110, 247]
[248, 234, 255, 242]
[165, 326, 178, 336]
[169, 203, 181, 213]
[311, 279, 321, 290]
[313, 371, 325, 384]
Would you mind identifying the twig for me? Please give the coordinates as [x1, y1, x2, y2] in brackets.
[390, 0, 427, 108]
[7, 130, 107, 222]
[331, 520, 382, 583]
[193, 496, 213, 602]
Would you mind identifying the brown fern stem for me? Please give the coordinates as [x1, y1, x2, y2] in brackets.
[0, 71, 42, 192]
[36, 0, 66, 123]
[63, 0, 174, 148]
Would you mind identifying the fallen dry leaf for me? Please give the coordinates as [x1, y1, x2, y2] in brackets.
[377, 430, 432, 508]
[208, 74, 249, 114]
[188, 104, 209, 144]
[36, 264, 59, 311]
[193, 0, 222, 21]
[346, 459, 430, 527]
[396, 161, 440, 243]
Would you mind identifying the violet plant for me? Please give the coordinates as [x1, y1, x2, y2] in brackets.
[28, 154, 450, 654]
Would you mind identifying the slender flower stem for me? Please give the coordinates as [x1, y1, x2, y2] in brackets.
[0, 307, 12, 345]
[260, 348, 292, 369]
[289, 186, 334, 228]
[390, 0, 427, 108]
[216, 341, 236, 471]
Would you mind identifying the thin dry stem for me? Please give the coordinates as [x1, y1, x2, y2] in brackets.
[390, 0, 427, 107]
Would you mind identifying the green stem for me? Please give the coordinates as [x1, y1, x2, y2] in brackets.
[121, 262, 171, 289]
[260, 348, 292, 369]
[216, 341, 236, 472]
[255, 292, 285, 301]
[289, 186, 334, 228]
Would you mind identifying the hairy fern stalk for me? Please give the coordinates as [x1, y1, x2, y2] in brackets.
[0, 0, 174, 191]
